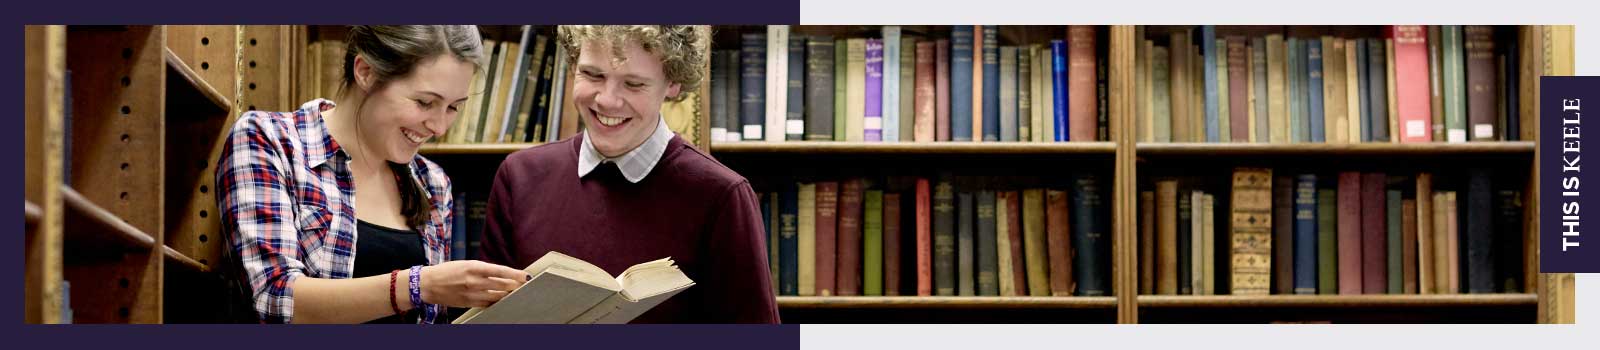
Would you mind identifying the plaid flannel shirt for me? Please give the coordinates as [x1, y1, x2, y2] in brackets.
[215, 99, 453, 324]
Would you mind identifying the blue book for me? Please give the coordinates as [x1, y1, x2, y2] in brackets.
[779, 186, 799, 296]
[786, 35, 806, 141]
[452, 192, 466, 261]
[951, 26, 975, 141]
[740, 32, 767, 140]
[981, 25, 1000, 141]
[1294, 174, 1319, 294]
[1200, 25, 1219, 142]
[1051, 40, 1068, 142]
[1355, 39, 1371, 142]
[1307, 39, 1325, 143]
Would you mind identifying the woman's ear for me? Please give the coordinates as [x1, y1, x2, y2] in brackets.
[352, 55, 375, 92]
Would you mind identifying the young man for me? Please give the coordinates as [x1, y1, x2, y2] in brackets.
[480, 25, 779, 323]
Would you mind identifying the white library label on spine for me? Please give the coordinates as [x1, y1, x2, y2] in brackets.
[787, 120, 805, 135]
[865, 117, 883, 129]
[1406, 120, 1426, 137]
[1473, 124, 1493, 139]
[744, 125, 763, 139]
[1448, 129, 1467, 143]
[712, 128, 728, 142]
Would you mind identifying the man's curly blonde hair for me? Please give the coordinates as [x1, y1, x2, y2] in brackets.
[558, 25, 709, 102]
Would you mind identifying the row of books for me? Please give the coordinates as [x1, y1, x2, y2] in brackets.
[1134, 25, 1524, 144]
[759, 175, 1110, 297]
[1138, 168, 1525, 296]
[306, 27, 582, 146]
[711, 25, 1108, 144]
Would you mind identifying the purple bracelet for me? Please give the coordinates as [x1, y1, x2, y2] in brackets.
[408, 265, 424, 319]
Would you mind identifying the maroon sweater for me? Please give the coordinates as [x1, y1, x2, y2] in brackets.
[481, 134, 779, 323]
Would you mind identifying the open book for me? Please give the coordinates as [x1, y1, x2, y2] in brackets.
[452, 252, 695, 324]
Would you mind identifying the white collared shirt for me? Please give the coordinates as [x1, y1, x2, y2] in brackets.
[577, 115, 675, 183]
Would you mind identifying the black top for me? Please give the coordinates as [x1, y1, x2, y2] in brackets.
[353, 219, 427, 324]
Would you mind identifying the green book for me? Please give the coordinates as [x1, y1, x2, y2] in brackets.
[863, 189, 884, 296]
[1317, 188, 1338, 294]
[834, 38, 848, 142]
[1442, 25, 1467, 142]
[900, 37, 917, 142]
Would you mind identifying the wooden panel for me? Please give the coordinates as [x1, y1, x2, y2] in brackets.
[242, 25, 293, 112]
[64, 249, 161, 323]
[25, 25, 66, 325]
[165, 27, 241, 274]
[1536, 25, 1575, 324]
[1112, 25, 1138, 324]
[165, 26, 239, 104]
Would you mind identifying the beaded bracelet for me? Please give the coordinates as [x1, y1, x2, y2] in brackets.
[388, 269, 402, 315]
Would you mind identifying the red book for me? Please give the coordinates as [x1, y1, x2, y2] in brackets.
[1046, 189, 1074, 296]
[883, 192, 902, 296]
[1361, 172, 1388, 294]
[916, 178, 932, 296]
[1004, 190, 1026, 296]
[1068, 26, 1098, 141]
[1391, 26, 1434, 143]
[915, 41, 936, 142]
[936, 39, 951, 142]
[1337, 172, 1364, 294]
[837, 178, 864, 296]
[1228, 37, 1250, 142]
[815, 181, 839, 296]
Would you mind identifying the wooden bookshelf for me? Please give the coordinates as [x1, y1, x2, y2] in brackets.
[778, 296, 1117, 309]
[1137, 141, 1535, 156]
[25, 201, 44, 226]
[1137, 294, 1535, 308]
[713, 141, 1116, 155]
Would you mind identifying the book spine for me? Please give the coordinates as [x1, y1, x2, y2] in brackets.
[1000, 46, 1019, 141]
[1307, 39, 1325, 143]
[933, 177, 956, 295]
[1046, 189, 1073, 295]
[951, 28, 975, 141]
[1466, 169, 1496, 292]
[957, 192, 975, 296]
[1367, 38, 1390, 142]
[1228, 38, 1250, 142]
[1141, 191, 1155, 294]
[1403, 198, 1419, 294]
[846, 38, 867, 142]
[798, 184, 818, 296]
[787, 36, 806, 141]
[973, 26, 984, 142]
[1337, 172, 1363, 294]
[863, 190, 883, 296]
[1154, 46, 1172, 142]
[766, 26, 789, 142]
[740, 32, 767, 140]
[1417, 173, 1436, 294]
[1157, 181, 1179, 294]
[1294, 174, 1319, 294]
[1464, 26, 1498, 141]
[865, 39, 885, 142]
[1052, 40, 1069, 142]
[1254, 38, 1270, 143]
[1442, 26, 1465, 142]
[763, 192, 776, 292]
[1346, 39, 1363, 143]
[1286, 38, 1301, 143]
[1202, 193, 1216, 295]
[901, 37, 918, 142]
[723, 51, 743, 141]
[835, 38, 848, 141]
[1004, 191, 1026, 296]
[981, 25, 1000, 141]
[1361, 172, 1387, 294]
[1177, 187, 1193, 294]
[1388, 188, 1403, 294]
[1040, 45, 1056, 142]
[1073, 174, 1109, 296]
[997, 192, 1015, 295]
[1069, 26, 1097, 142]
[815, 182, 839, 296]
[710, 50, 728, 142]
[1201, 26, 1219, 142]
[1022, 189, 1050, 296]
[1495, 188, 1524, 292]
[1324, 38, 1348, 144]
[976, 191, 999, 296]
[1446, 191, 1460, 293]
[1273, 176, 1293, 294]
[1317, 188, 1339, 294]
[1232, 168, 1274, 295]
[1217, 39, 1231, 142]
[838, 179, 865, 296]
[936, 39, 952, 142]
[1393, 26, 1433, 142]
[1266, 34, 1286, 143]
[917, 179, 933, 296]
[806, 37, 836, 141]
[1018, 47, 1033, 141]
[884, 193, 902, 296]
[780, 187, 799, 296]
[915, 41, 936, 142]
[882, 27, 901, 143]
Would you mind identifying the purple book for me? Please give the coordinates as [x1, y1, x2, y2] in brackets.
[866, 39, 885, 141]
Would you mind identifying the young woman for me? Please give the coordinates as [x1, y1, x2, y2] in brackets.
[216, 25, 527, 324]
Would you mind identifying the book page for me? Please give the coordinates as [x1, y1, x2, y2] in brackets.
[453, 268, 616, 324]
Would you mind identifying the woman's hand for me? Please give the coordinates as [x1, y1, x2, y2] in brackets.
[418, 260, 530, 308]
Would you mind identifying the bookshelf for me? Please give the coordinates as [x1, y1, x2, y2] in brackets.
[709, 25, 1572, 324]
[23, 25, 272, 323]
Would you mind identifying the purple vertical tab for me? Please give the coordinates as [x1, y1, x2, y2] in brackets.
[1542, 76, 1600, 273]
[865, 39, 885, 142]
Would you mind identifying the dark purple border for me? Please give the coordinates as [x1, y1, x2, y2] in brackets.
[7, 1, 799, 348]
[1540, 76, 1600, 273]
